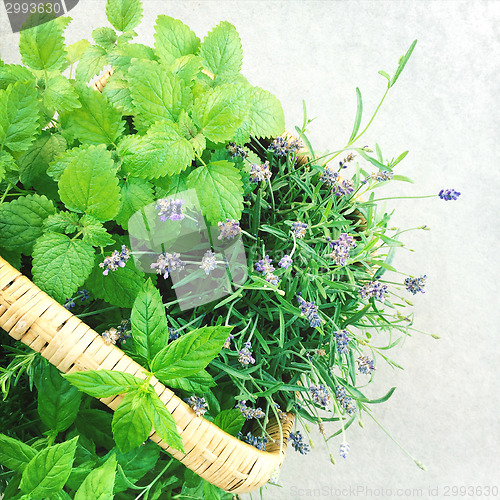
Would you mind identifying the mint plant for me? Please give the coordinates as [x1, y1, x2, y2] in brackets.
[0, 0, 460, 498]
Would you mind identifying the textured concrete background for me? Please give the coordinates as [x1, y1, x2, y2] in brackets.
[1, 1, 499, 499]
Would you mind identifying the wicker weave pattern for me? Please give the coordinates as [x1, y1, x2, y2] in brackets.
[0, 256, 294, 493]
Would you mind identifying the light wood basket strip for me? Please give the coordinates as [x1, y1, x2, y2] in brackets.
[0, 256, 294, 493]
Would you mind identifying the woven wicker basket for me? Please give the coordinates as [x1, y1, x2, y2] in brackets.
[0, 256, 294, 493]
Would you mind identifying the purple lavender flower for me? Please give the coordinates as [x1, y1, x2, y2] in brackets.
[168, 327, 180, 341]
[405, 275, 427, 295]
[357, 355, 375, 375]
[278, 255, 293, 269]
[438, 188, 461, 201]
[255, 255, 275, 274]
[309, 384, 330, 408]
[359, 280, 388, 302]
[155, 198, 185, 221]
[200, 250, 217, 275]
[223, 334, 234, 349]
[327, 233, 357, 266]
[63, 289, 89, 310]
[249, 161, 272, 183]
[291, 222, 308, 239]
[227, 142, 248, 159]
[151, 252, 185, 279]
[371, 170, 394, 182]
[297, 294, 322, 328]
[320, 167, 355, 196]
[238, 431, 268, 451]
[340, 442, 350, 459]
[185, 395, 208, 417]
[335, 386, 356, 415]
[289, 431, 310, 455]
[264, 273, 280, 286]
[218, 219, 241, 240]
[334, 330, 350, 355]
[236, 401, 265, 420]
[268, 136, 302, 157]
[238, 341, 255, 366]
[99, 245, 130, 275]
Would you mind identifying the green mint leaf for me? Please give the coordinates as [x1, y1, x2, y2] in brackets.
[0, 434, 36, 473]
[0, 80, 39, 153]
[0, 63, 34, 90]
[192, 84, 250, 143]
[47, 144, 90, 182]
[75, 45, 108, 83]
[63, 369, 144, 398]
[92, 27, 117, 50]
[146, 391, 184, 453]
[128, 59, 189, 129]
[80, 214, 115, 247]
[154, 171, 189, 199]
[116, 177, 154, 229]
[42, 75, 81, 113]
[0, 194, 55, 253]
[74, 454, 117, 500]
[200, 21, 242, 80]
[58, 144, 121, 222]
[237, 85, 285, 140]
[131, 278, 169, 365]
[60, 84, 125, 145]
[169, 54, 202, 84]
[0, 149, 16, 182]
[43, 211, 80, 234]
[118, 120, 194, 179]
[112, 391, 152, 453]
[152, 325, 232, 380]
[154, 15, 200, 67]
[76, 410, 115, 450]
[108, 42, 156, 74]
[35, 364, 82, 433]
[213, 409, 245, 437]
[86, 257, 146, 308]
[32, 233, 95, 303]
[186, 161, 243, 225]
[18, 132, 67, 187]
[19, 17, 68, 72]
[102, 76, 134, 114]
[106, 0, 143, 32]
[66, 39, 91, 66]
[167, 370, 216, 394]
[20, 436, 78, 499]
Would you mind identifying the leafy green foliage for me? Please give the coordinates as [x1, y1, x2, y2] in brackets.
[74, 454, 117, 500]
[58, 145, 121, 222]
[167, 370, 216, 394]
[213, 409, 245, 437]
[20, 437, 78, 499]
[116, 177, 154, 229]
[0, 434, 36, 473]
[106, 0, 143, 32]
[32, 232, 95, 303]
[80, 215, 115, 247]
[0, 194, 55, 253]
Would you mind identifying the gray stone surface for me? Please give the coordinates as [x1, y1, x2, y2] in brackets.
[1, 1, 499, 499]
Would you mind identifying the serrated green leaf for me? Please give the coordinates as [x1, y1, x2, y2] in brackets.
[116, 177, 154, 229]
[60, 84, 125, 145]
[80, 214, 115, 247]
[108, 43, 156, 74]
[58, 144, 121, 221]
[75, 454, 116, 500]
[93, 27, 117, 50]
[167, 370, 216, 394]
[192, 84, 250, 143]
[0, 80, 39, 153]
[154, 171, 189, 199]
[75, 45, 108, 82]
[152, 326, 232, 380]
[43, 75, 80, 113]
[102, 76, 134, 114]
[106, 0, 143, 32]
[128, 59, 189, 129]
[131, 278, 169, 365]
[36, 364, 82, 433]
[154, 15, 200, 67]
[0, 194, 55, 253]
[20, 437, 78, 499]
[0, 149, 17, 182]
[0, 63, 34, 90]
[146, 391, 184, 452]
[235, 85, 284, 141]
[213, 409, 245, 437]
[86, 256, 145, 308]
[47, 144, 90, 182]
[186, 162, 243, 224]
[112, 391, 152, 453]
[200, 21, 242, 79]
[63, 369, 143, 398]
[66, 39, 91, 65]
[18, 132, 66, 187]
[170, 54, 202, 84]
[19, 17, 68, 72]
[32, 233, 95, 303]
[118, 120, 194, 179]
[0, 434, 36, 473]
